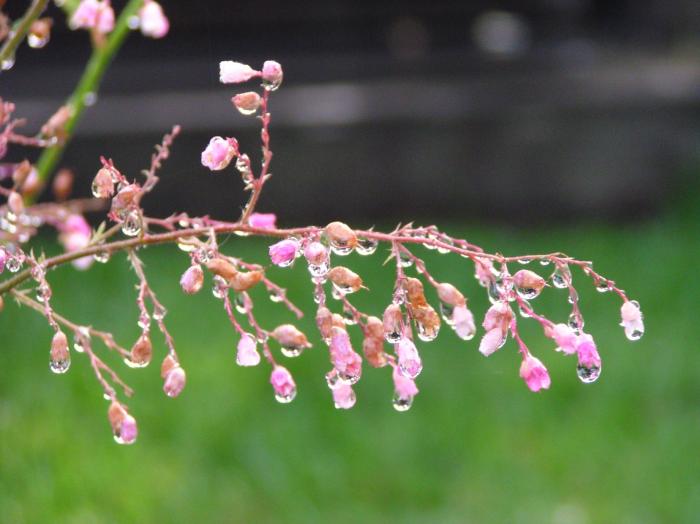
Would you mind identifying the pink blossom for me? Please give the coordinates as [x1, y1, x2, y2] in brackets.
[119, 414, 138, 444]
[332, 384, 356, 409]
[0, 247, 7, 273]
[303, 241, 328, 266]
[71, 0, 114, 33]
[59, 214, 93, 270]
[482, 301, 510, 330]
[479, 327, 506, 356]
[269, 238, 299, 267]
[452, 304, 476, 340]
[236, 334, 260, 367]
[95, 3, 114, 33]
[248, 212, 276, 230]
[201, 136, 236, 171]
[219, 61, 259, 84]
[329, 327, 362, 382]
[395, 338, 422, 379]
[519, 354, 551, 392]
[620, 301, 644, 340]
[270, 366, 296, 402]
[549, 323, 578, 354]
[474, 257, 494, 286]
[139, 1, 169, 39]
[576, 334, 601, 369]
[180, 265, 204, 295]
[163, 366, 186, 397]
[392, 366, 419, 401]
[261, 60, 283, 88]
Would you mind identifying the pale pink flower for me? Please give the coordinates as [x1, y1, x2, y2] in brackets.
[95, 3, 114, 33]
[59, 214, 93, 270]
[395, 338, 422, 379]
[201, 136, 236, 171]
[519, 354, 551, 392]
[0, 247, 7, 273]
[269, 238, 299, 267]
[71, 0, 114, 33]
[332, 384, 356, 409]
[139, 1, 169, 39]
[236, 334, 260, 367]
[474, 257, 494, 287]
[549, 323, 578, 354]
[119, 414, 138, 444]
[261, 60, 283, 88]
[180, 265, 204, 295]
[219, 61, 259, 84]
[620, 301, 644, 340]
[392, 366, 419, 410]
[452, 304, 476, 340]
[329, 327, 362, 383]
[479, 327, 506, 356]
[303, 241, 328, 266]
[248, 212, 276, 230]
[576, 333, 601, 369]
[270, 366, 296, 402]
[163, 366, 186, 397]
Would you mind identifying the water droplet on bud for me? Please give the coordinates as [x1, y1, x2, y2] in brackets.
[596, 281, 610, 293]
[416, 321, 439, 342]
[93, 250, 110, 263]
[356, 237, 378, 256]
[27, 33, 49, 49]
[567, 312, 584, 334]
[392, 394, 413, 412]
[439, 302, 455, 325]
[275, 388, 297, 403]
[398, 251, 413, 268]
[49, 355, 71, 374]
[212, 275, 227, 299]
[577, 362, 601, 383]
[121, 211, 142, 237]
[551, 266, 570, 289]
[1, 56, 15, 71]
[308, 260, 330, 278]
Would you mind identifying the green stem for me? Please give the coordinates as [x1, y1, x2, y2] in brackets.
[32, 0, 144, 200]
[0, 0, 49, 65]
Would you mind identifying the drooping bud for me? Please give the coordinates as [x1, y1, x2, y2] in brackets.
[180, 264, 204, 294]
[452, 304, 476, 340]
[219, 61, 259, 84]
[547, 323, 577, 354]
[52, 168, 74, 201]
[248, 212, 276, 230]
[576, 333, 601, 383]
[513, 269, 546, 300]
[139, 0, 169, 39]
[436, 282, 466, 307]
[28, 17, 52, 49]
[270, 365, 296, 403]
[404, 277, 427, 308]
[383, 304, 403, 343]
[7, 191, 23, 215]
[91, 167, 114, 198]
[271, 324, 311, 357]
[229, 269, 263, 292]
[329, 326, 362, 383]
[236, 333, 261, 366]
[519, 354, 551, 392]
[160, 354, 179, 378]
[362, 336, 387, 368]
[108, 401, 137, 445]
[365, 316, 384, 340]
[316, 307, 334, 342]
[261, 60, 284, 91]
[269, 238, 300, 267]
[40, 105, 70, 140]
[232, 91, 262, 115]
[325, 221, 357, 255]
[328, 266, 363, 294]
[304, 241, 328, 266]
[111, 183, 140, 217]
[392, 366, 418, 412]
[412, 304, 440, 342]
[201, 136, 237, 171]
[395, 338, 422, 379]
[49, 331, 71, 374]
[127, 335, 152, 368]
[206, 257, 238, 281]
[163, 366, 186, 397]
[479, 327, 507, 357]
[620, 300, 644, 341]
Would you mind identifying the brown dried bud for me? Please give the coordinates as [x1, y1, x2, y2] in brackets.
[41, 105, 71, 140]
[206, 258, 238, 281]
[271, 324, 312, 349]
[92, 168, 115, 199]
[232, 92, 262, 114]
[29, 17, 52, 43]
[325, 221, 357, 251]
[331, 313, 345, 329]
[160, 354, 179, 379]
[365, 315, 384, 340]
[413, 305, 441, 332]
[7, 191, 24, 215]
[229, 269, 264, 292]
[111, 183, 140, 215]
[362, 336, 388, 368]
[108, 401, 127, 432]
[129, 335, 152, 367]
[52, 169, 74, 201]
[50, 331, 69, 361]
[328, 266, 363, 293]
[513, 270, 546, 293]
[405, 277, 427, 308]
[316, 306, 333, 340]
[436, 282, 466, 307]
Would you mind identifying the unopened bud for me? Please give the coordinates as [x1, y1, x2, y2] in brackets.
[180, 264, 204, 294]
[229, 269, 263, 292]
[108, 402, 137, 445]
[7, 191, 24, 215]
[92, 167, 115, 199]
[328, 266, 363, 294]
[325, 221, 357, 254]
[41, 105, 71, 140]
[49, 331, 71, 374]
[404, 277, 427, 307]
[261, 60, 283, 90]
[232, 91, 262, 115]
[52, 169, 74, 201]
[163, 366, 186, 397]
[436, 282, 466, 307]
[316, 306, 333, 341]
[383, 304, 404, 343]
[128, 335, 152, 368]
[206, 257, 238, 281]
[271, 324, 312, 355]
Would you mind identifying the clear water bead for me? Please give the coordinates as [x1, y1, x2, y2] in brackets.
[121, 211, 142, 237]
[27, 33, 49, 49]
[439, 302, 455, 325]
[392, 394, 413, 412]
[577, 363, 601, 383]
[416, 321, 439, 342]
[93, 251, 110, 263]
[356, 237, 378, 256]
[212, 276, 228, 299]
[49, 356, 71, 374]
[275, 389, 297, 404]
[308, 260, 330, 278]
[280, 345, 304, 358]
[567, 312, 584, 334]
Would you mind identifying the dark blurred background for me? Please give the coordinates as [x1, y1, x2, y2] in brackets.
[4, 0, 700, 224]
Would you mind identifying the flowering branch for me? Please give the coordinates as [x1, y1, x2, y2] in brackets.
[0, 0, 49, 67]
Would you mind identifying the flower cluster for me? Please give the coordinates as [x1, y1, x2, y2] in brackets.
[0, 19, 645, 446]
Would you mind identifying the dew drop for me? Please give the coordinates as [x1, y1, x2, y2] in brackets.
[83, 92, 97, 106]
[280, 345, 303, 358]
[326, 370, 342, 390]
[384, 330, 403, 344]
[275, 388, 297, 403]
[236, 293, 250, 313]
[398, 251, 413, 268]
[539, 259, 551, 266]
[49, 356, 71, 374]
[416, 321, 439, 342]
[517, 258, 531, 265]
[121, 211, 142, 237]
[212, 275, 227, 299]
[342, 309, 357, 325]
[308, 260, 330, 278]
[439, 302, 455, 325]
[1, 56, 15, 71]
[551, 266, 571, 289]
[93, 250, 110, 263]
[127, 15, 140, 29]
[515, 286, 541, 300]
[596, 281, 610, 293]
[27, 33, 49, 49]
[392, 394, 413, 412]
[577, 363, 601, 383]
[567, 312, 584, 334]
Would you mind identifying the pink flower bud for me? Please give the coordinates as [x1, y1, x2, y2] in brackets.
[620, 300, 644, 341]
[201, 136, 236, 171]
[248, 212, 276, 230]
[219, 61, 259, 84]
[232, 91, 262, 115]
[163, 366, 186, 397]
[70, 0, 100, 29]
[91, 167, 114, 198]
[270, 365, 296, 403]
[108, 402, 137, 445]
[49, 331, 71, 374]
[0, 247, 7, 273]
[452, 304, 476, 340]
[271, 324, 311, 356]
[7, 191, 23, 215]
[236, 333, 260, 366]
[329, 327, 362, 383]
[261, 60, 283, 90]
[575, 333, 602, 384]
[95, 3, 114, 33]
[332, 384, 356, 409]
[269, 238, 299, 267]
[548, 323, 578, 354]
[303, 241, 328, 266]
[479, 327, 506, 356]
[519, 354, 551, 392]
[482, 301, 511, 331]
[58, 214, 93, 270]
[436, 282, 466, 307]
[474, 257, 494, 287]
[513, 269, 546, 299]
[392, 366, 418, 411]
[396, 338, 422, 379]
[180, 264, 204, 294]
[139, 1, 169, 39]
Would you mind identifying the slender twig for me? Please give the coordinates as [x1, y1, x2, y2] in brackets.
[0, 0, 49, 66]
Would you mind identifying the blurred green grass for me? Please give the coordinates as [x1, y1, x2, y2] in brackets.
[0, 217, 697, 524]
